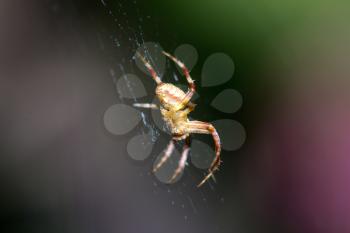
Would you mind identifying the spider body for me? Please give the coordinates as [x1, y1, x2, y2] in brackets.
[156, 83, 194, 136]
[156, 83, 187, 110]
[134, 51, 221, 187]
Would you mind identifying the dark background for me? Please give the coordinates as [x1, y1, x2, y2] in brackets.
[1, 0, 350, 233]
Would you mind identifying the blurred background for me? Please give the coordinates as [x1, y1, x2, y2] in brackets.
[1, 0, 350, 232]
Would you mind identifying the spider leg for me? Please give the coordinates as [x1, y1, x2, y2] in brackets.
[135, 52, 162, 84]
[133, 103, 158, 109]
[162, 51, 196, 105]
[185, 121, 222, 187]
[169, 136, 191, 183]
[153, 139, 175, 173]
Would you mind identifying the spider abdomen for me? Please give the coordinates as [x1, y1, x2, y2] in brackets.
[156, 83, 187, 109]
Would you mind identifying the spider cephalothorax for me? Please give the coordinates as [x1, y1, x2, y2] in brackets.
[134, 51, 221, 187]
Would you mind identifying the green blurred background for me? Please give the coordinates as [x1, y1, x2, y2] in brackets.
[104, 0, 350, 127]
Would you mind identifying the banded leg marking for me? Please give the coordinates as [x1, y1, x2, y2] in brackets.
[133, 103, 158, 109]
[169, 137, 191, 183]
[185, 121, 222, 187]
[153, 139, 175, 173]
[162, 51, 196, 104]
[136, 52, 162, 84]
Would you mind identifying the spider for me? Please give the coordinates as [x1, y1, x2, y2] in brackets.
[133, 51, 221, 187]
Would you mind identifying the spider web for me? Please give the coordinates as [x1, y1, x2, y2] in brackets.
[99, 1, 235, 229]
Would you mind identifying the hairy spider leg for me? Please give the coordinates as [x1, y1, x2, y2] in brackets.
[184, 121, 222, 187]
[168, 137, 191, 183]
[133, 103, 158, 109]
[153, 139, 176, 173]
[136, 52, 162, 84]
[162, 51, 196, 107]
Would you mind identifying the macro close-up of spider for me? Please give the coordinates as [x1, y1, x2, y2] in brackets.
[134, 51, 222, 187]
[4, 1, 349, 233]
